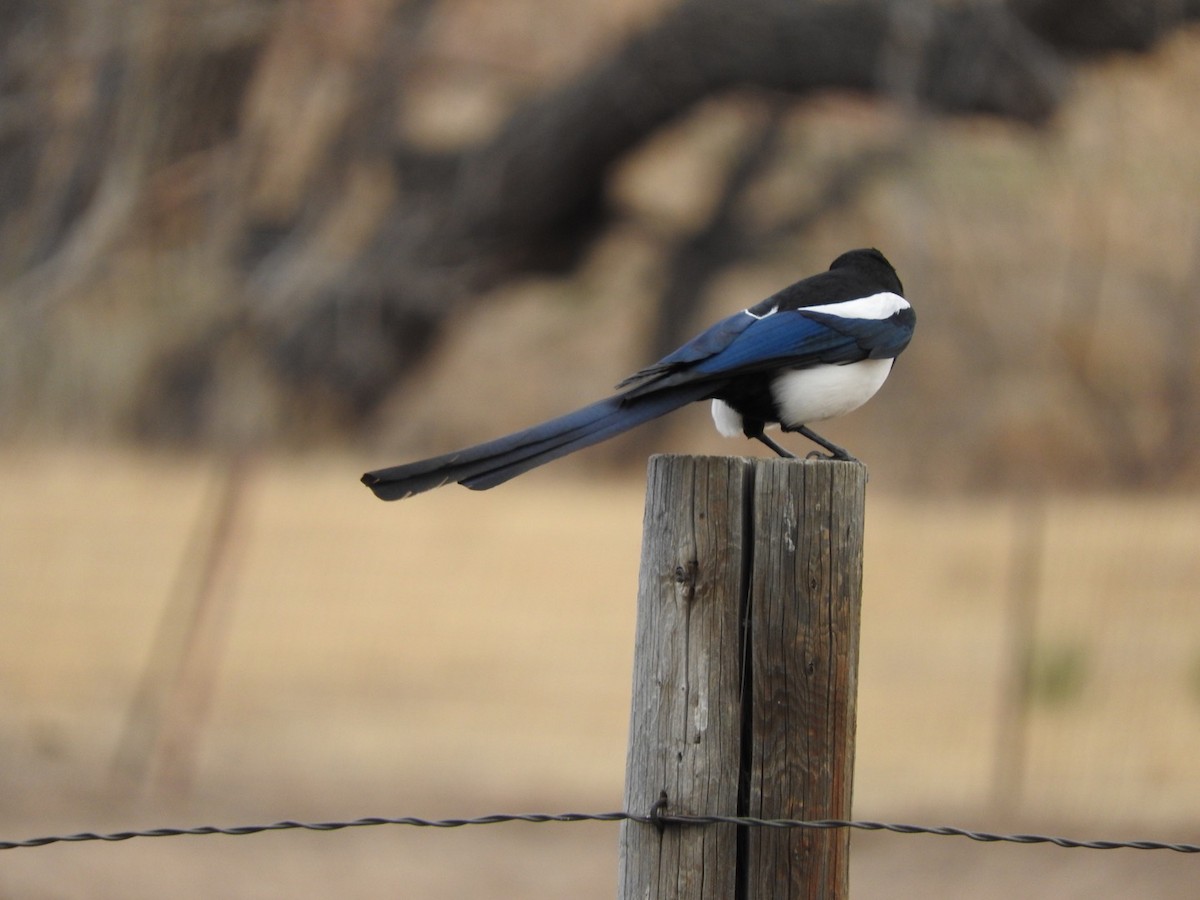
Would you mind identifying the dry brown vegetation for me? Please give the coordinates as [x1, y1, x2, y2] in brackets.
[0, 1, 1197, 489]
[2, 449, 1198, 896]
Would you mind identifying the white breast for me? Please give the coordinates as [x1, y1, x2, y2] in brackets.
[770, 358, 894, 426]
[708, 357, 895, 438]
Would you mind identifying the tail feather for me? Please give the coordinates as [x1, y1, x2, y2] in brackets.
[361, 403, 604, 499]
[362, 384, 711, 500]
[459, 384, 711, 490]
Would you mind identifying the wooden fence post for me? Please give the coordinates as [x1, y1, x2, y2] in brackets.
[618, 454, 867, 899]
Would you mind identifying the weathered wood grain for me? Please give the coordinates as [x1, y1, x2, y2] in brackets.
[619, 455, 752, 899]
[620, 454, 866, 899]
[742, 458, 866, 899]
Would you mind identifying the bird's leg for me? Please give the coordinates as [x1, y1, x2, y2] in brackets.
[744, 421, 796, 458]
[784, 424, 857, 461]
[753, 432, 796, 459]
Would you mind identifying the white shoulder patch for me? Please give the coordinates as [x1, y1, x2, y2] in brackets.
[804, 292, 908, 321]
[744, 304, 778, 320]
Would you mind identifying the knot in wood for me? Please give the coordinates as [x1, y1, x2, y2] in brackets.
[672, 560, 699, 601]
[673, 560, 697, 583]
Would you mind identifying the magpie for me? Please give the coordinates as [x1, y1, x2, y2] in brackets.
[362, 248, 913, 501]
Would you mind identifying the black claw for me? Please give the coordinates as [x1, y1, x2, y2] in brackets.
[749, 423, 860, 462]
[787, 424, 857, 461]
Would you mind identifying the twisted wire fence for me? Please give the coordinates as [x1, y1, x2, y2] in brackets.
[4, 809, 1198, 854]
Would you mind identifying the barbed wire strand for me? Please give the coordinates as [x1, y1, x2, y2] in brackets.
[2, 811, 1198, 853]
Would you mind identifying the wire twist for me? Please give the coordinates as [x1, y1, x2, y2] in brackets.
[3, 811, 1198, 853]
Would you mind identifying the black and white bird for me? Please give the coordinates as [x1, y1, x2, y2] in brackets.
[363, 248, 914, 501]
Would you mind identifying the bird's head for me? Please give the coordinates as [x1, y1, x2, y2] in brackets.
[829, 248, 903, 295]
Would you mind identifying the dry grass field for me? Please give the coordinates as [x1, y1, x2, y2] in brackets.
[2, 447, 1199, 897]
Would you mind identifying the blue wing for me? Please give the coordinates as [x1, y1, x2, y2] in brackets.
[618, 307, 911, 398]
[614, 310, 758, 390]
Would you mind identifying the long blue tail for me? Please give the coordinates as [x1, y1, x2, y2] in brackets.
[361, 383, 713, 500]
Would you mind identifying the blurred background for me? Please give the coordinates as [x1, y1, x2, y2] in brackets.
[1, 0, 1199, 896]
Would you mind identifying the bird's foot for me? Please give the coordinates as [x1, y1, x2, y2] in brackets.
[805, 448, 859, 462]
[787, 425, 857, 462]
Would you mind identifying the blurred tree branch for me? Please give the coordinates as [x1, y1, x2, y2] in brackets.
[1009, 0, 1200, 54]
[2, 0, 1198, 470]
[235, 0, 1071, 429]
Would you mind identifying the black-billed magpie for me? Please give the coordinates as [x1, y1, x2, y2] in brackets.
[362, 248, 913, 500]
